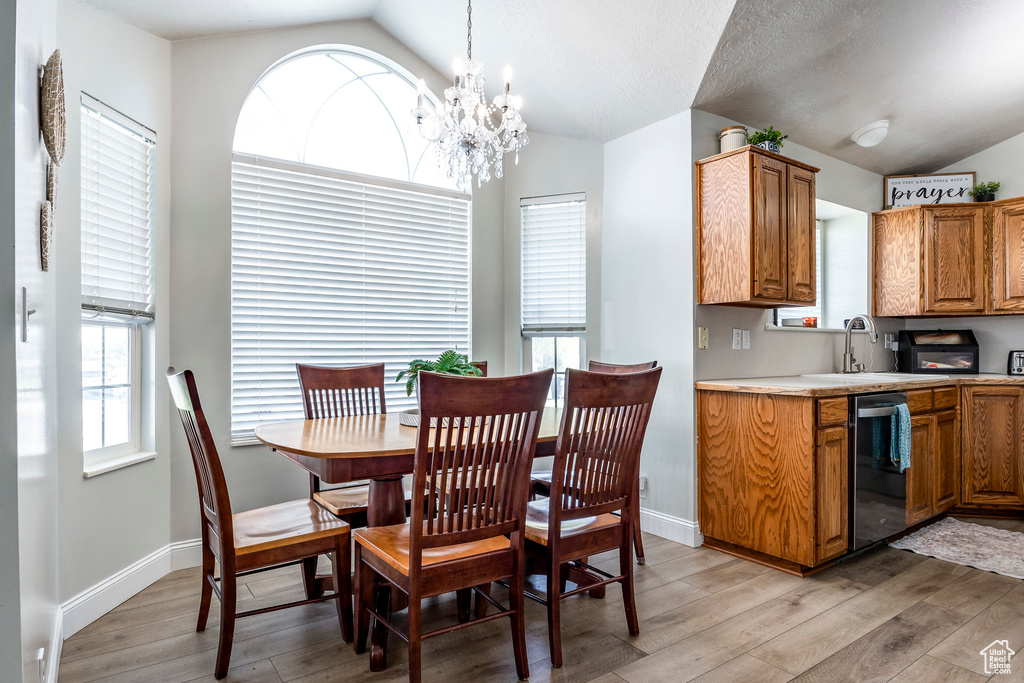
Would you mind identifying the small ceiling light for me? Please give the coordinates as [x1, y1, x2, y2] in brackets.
[851, 120, 889, 148]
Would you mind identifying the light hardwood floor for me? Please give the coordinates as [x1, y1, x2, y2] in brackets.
[59, 519, 1024, 682]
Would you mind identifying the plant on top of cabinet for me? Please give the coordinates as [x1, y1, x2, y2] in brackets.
[746, 126, 789, 154]
[969, 180, 1001, 202]
[696, 146, 819, 307]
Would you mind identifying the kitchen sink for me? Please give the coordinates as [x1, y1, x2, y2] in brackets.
[800, 372, 950, 382]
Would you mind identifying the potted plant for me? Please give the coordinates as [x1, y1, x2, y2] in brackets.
[969, 180, 1000, 203]
[395, 349, 483, 426]
[747, 126, 788, 154]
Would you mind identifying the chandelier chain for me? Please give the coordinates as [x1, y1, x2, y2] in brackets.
[466, 0, 472, 59]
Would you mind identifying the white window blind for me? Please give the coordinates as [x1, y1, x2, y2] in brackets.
[521, 194, 586, 336]
[80, 94, 155, 317]
[230, 154, 472, 444]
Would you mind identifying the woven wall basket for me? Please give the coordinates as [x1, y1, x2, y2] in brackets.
[40, 201, 53, 272]
[41, 49, 66, 166]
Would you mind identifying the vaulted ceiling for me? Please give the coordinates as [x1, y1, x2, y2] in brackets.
[70, 0, 1024, 175]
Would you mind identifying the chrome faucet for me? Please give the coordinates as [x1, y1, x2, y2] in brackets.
[843, 314, 879, 373]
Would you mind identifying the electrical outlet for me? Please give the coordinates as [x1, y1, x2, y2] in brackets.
[697, 326, 709, 350]
[884, 333, 894, 349]
[742, 329, 750, 349]
[638, 475, 647, 499]
[732, 328, 742, 350]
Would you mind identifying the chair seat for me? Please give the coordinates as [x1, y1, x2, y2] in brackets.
[523, 499, 619, 546]
[314, 481, 417, 517]
[354, 522, 510, 576]
[233, 499, 350, 556]
[531, 469, 552, 483]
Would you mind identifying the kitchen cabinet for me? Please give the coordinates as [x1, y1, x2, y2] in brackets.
[873, 197, 1024, 317]
[696, 146, 819, 307]
[961, 385, 1024, 508]
[992, 198, 1024, 312]
[905, 406, 960, 526]
[697, 390, 844, 572]
[816, 426, 849, 562]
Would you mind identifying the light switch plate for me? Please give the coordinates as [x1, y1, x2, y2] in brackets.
[732, 328, 742, 350]
[742, 329, 750, 349]
[697, 327, 709, 350]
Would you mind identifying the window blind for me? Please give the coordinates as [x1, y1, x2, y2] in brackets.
[80, 94, 155, 318]
[520, 194, 586, 336]
[230, 154, 472, 444]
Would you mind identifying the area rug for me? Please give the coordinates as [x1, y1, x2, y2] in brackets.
[889, 517, 1024, 579]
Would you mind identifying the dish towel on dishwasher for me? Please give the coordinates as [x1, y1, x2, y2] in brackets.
[890, 402, 911, 473]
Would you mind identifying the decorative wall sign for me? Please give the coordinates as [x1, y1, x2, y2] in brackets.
[884, 172, 976, 209]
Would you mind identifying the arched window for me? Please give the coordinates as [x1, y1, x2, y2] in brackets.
[233, 48, 455, 189]
[229, 47, 471, 443]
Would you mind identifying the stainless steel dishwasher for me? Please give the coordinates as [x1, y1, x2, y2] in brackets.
[849, 391, 908, 550]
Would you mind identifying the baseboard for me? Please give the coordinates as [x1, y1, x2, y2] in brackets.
[45, 608, 62, 683]
[60, 537, 202, 640]
[170, 538, 203, 571]
[639, 508, 703, 548]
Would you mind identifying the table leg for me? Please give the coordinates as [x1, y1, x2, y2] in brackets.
[367, 475, 408, 671]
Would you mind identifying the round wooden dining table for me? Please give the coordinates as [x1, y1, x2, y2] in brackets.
[253, 407, 560, 670]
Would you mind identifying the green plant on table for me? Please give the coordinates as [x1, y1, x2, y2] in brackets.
[396, 349, 482, 396]
[746, 126, 789, 148]
[969, 180, 1001, 196]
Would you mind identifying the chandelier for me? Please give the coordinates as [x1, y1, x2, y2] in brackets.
[412, 0, 528, 190]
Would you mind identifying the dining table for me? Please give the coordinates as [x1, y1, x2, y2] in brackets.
[254, 406, 582, 671]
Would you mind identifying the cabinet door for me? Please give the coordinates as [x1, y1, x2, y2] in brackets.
[992, 199, 1024, 312]
[962, 386, 1024, 507]
[932, 409, 959, 513]
[922, 206, 986, 313]
[906, 414, 934, 526]
[816, 426, 848, 562]
[751, 154, 788, 301]
[787, 165, 816, 303]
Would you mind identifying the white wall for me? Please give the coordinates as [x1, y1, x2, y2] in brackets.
[911, 132, 1024, 370]
[941, 129, 1024, 199]
[55, 0, 173, 604]
[168, 20, 506, 542]
[0, 0, 24, 673]
[501, 132, 604, 376]
[14, 0, 61, 677]
[691, 109, 900, 380]
[602, 111, 697, 536]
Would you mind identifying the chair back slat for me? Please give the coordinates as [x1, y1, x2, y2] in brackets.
[588, 359, 658, 374]
[296, 363, 387, 419]
[412, 370, 552, 558]
[167, 368, 234, 549]
[552, 368, 662, 524]
[470, 360, 488, 377]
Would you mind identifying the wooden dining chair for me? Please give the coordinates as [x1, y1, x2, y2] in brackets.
[296, 362, 392, 528]
[167, 368, 353, 679]
[531, 359, 658, 563]
[353, 368, 553, 683]
[470, 360, 488, 376]
[525, 366, 661, 668]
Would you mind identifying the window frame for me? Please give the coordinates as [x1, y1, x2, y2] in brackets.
[79, 93, 157, 476]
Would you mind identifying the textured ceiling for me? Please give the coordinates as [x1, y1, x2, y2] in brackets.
[66, 0, 737, 143]
[68, 0, 384, 40]
[693, 0, 1024, 175]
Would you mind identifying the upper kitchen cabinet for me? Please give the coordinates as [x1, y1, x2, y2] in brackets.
[992, 198, 1024, 312]
[873, 197, 1024, 317]
[696, 146, 820, 307]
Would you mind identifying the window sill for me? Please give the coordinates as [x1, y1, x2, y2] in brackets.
[83, 450, 157, 478]
[765, 323, 874, 334]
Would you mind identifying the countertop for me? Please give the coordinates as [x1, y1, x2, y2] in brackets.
[694, 373, 1024, 397]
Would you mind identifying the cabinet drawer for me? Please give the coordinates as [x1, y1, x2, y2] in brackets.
[932, 387, 958, 411]
[817, 398, 848, 427]
[906, 389, 933, 414]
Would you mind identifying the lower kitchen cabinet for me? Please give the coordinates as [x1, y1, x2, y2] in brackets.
[961, 386, 1024, 508]
[816, 426, 848, 562]
[906, 408, 960, 526]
